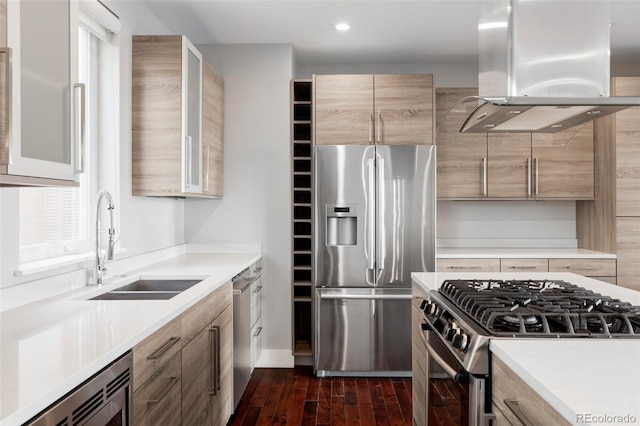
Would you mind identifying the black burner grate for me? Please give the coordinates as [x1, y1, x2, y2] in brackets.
[439, 279, 640, 337]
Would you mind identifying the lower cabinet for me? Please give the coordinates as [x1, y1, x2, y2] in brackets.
[492, 357, 570, 426]
[132, 281, 233, 426]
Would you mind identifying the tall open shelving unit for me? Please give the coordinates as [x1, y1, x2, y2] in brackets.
[291, 80, 313, 361]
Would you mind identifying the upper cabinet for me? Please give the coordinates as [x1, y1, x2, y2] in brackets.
[436, 87, 594, 200]
[132, 35, 224, 198]
[1, 0, 83, 186]
[314, 74, 434, 145]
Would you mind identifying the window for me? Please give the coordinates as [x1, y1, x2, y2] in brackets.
[18, 4, 120, 265]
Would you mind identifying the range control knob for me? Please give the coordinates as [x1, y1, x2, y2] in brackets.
[423, 300, 438, 316]
[420, 300, 428, 310]
[445, 326, 457, 341]
[452, 332, 470, 352]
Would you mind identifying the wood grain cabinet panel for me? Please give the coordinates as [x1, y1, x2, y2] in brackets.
[548, 258, 616, 277]
[202, 62, 224, 197]
[531, 123, 595, 199]
[411, 298, 428, 426]
[493, 357, 571, 426]
[181, 281, 232, 346]
[314, 74, 374, 145]
[211, 306, 233, 426]
[182, 320, 214, 426]
[616, 217, 640, 291]
[436, 258, 500, 272]
[132, 352, 182, 426]
[374, 74, 434, 145]
[314, 74, 434, 146]
[132, 316, 182, 391]
[500, 258, 548, 272]
[613, 78, 640, 217]
[487, 133, 532, 198]
[435, 88, 488, 198]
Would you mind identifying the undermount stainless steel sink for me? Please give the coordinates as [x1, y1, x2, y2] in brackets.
[89, 279, 202, 301]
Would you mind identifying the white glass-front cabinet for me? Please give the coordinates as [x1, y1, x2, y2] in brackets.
[1, 0, 83, 185]
[132, 35, 206, 197]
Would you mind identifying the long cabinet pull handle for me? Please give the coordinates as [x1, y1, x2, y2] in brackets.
[204, 145, 210, 192]
[377, 157, 385, 271]
[508, 266, 538, 270]
[503, 399, 535, 426]
[448, 266, 479, 270]
[185, 136, 193, 188]
[482, 157, 487, 197]
[526, 157, 531, 197]
[376, 111, 381, 143]
[73, 83, 86, 173]
[369, 113, 373, 144]
[254, 326, 263, 337]
[1, 48, 12, 166]
[147, 337, 180, 360]
[209, 327, 217, 395]
[215, 325, 221, 391]
[147, 376, 178, 404]
[533, 158, 540, 195]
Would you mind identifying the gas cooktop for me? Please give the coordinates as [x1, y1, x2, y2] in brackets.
[438, 279, 640, 338]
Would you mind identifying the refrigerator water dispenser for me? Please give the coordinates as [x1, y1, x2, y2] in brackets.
[326, 204, 357, 246]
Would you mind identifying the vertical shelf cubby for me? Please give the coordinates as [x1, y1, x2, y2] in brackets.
[291, 80, 313, 360]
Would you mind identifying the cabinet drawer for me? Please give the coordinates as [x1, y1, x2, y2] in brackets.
[500, 259, 548, 272]
[436, 258, 500, 272]
[250, 276, 262, 327]
[493, 357, 571, 426]
[182, 281, 232, 344]
[548, 258, 616, 277]
[133, 352, 182, 426]
[133, 316, 182, 391]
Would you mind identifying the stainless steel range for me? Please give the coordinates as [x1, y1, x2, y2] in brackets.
[418, 279, 640, 425]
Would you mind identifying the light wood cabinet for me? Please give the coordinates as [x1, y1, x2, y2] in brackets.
[202, 62, 224, 197]
[492, 356, 570, 426]
[314, 74, 434, 146]
[1, 0, 82, 186]
[132, 352, 182, 426]
[500, 258, 548, 272]
[181, 282, 233, 426]
[436, 87, 594, 200]
[436, 258, 500, 272]
[411, 295, 428, 426]
[132, 35, 224, 198]
[616, 217, 640, 291]
[435, 88, 488, 198]
[532, 123, 595, 199]
[548, 258, 616, 277]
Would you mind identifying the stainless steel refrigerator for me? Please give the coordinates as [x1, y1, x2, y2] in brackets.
[314, 144, 436, 376]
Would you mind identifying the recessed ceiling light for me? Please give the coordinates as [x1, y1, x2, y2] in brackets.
[335, 23, 350, 31]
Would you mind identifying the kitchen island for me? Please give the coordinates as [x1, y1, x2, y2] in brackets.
[411, 272, 640, 426]
[0, 251, 260, 425]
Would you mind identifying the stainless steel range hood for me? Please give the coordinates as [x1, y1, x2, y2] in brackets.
[461, 0, 640, 133]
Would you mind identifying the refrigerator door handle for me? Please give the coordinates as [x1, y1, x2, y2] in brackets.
[367, 158, 376, 271]
[376, 157, 385, 272]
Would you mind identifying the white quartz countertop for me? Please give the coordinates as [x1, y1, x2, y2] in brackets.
[437, 248, 616, 259]
[411, 272, 640, 426]
[0, 252, 260, 426]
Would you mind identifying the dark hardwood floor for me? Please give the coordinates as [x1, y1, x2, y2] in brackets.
[230, 366, 413, 426]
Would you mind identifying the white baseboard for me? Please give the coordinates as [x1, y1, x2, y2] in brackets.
[255, 350, 295, 368]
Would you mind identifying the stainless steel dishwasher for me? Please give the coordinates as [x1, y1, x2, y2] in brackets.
[232, 267, 253, 409]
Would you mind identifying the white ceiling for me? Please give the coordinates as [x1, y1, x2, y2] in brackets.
[142, 0, 640, 65]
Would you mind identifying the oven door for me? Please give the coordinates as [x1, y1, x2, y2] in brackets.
[422, 324, 493, 426]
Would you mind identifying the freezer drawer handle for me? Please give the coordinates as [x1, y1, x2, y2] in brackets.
[319, 293, 411, 300]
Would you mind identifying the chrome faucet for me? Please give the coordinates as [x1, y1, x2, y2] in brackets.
[93, 190, 116, 285]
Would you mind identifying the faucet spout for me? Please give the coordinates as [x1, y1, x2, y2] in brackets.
[93, 190, 116, 285]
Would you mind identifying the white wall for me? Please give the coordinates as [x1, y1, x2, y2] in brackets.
[185, 44, 294, 364]
[0, 1, 185, 291]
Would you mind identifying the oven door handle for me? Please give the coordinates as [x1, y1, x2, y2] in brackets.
[422, 326, 469, 384]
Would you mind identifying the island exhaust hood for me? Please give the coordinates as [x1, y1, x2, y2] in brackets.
[460, 0, 640, 133]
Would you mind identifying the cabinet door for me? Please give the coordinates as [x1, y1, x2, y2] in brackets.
[133, 352, 182, 426]
[182, 38, 203, 194]
[613, 77, 640, 217]
[616, 217, 640, 291]
[411, 300, 428, 426]
[182, 324, 213, 426]
[435, 88, 488, 198]
[4, 0, 79, 181]
[202, 62, 224, 197]
[314, 74, 373, 145]
[487, 133, 532, 198]
[211, 306, 233, 426]
[374, 74, 434, 145]
[531, 123, 594, 199]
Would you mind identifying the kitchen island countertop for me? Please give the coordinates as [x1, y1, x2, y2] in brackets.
[411, 272, 640, 426]
[0, 251, 260, 426]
